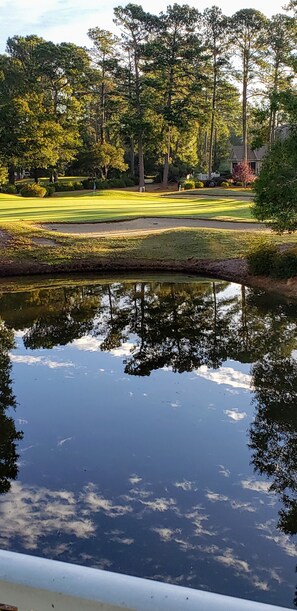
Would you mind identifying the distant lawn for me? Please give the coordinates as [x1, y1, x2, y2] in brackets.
[0, 189, 253, 223]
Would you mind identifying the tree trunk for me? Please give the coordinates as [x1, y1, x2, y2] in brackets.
[242, 58, 248, 163]
[208, 61, 217, 179]
[53, 170, 58, 183]
[162, 131, 171, 189]
[138, 134, 145, 190]
[130, 136, 135, 177]
[8, 165, 15, 185]
[33, 168, 39, 184]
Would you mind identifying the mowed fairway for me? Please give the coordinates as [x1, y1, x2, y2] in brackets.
[0, 189, 253, 223]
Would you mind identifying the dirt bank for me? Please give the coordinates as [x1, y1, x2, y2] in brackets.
[0, 255, 296, 301]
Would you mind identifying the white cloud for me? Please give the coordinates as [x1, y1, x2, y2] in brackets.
[224, 409, 247, 422]
[195, 365, 252, 390]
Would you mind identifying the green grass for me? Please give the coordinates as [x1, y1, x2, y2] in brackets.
[2, 222, 297, 269]
[0, 189, 254, 222]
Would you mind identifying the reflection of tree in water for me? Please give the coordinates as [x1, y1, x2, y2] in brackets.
[0, 320, 23, 494]
[250, 356, 297, 536]
[2, 280, 297, 543]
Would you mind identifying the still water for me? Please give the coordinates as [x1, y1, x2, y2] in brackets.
[0, 276, 296, 608]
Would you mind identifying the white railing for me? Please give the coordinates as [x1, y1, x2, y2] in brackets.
[0, 550, 291, 611]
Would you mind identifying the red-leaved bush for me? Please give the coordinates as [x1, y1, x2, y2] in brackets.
[232, 161, 256, 186]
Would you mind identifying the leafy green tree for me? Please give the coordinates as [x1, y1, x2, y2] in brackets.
[114, 4, 154, 189]
[145, 4, 202, 187]
[253, 129, 297, 231]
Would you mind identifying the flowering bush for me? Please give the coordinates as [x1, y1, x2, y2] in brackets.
[232, 162, 256, 186]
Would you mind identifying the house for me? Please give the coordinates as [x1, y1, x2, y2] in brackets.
[230, 145, 268, 175]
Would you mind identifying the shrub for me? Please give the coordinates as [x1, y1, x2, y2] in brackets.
[2, 184, 17, 194]
[247, 241, 278, 276]
[54, 182, 74, 192]
[221, 181, 230, 188]
[232, 161, 256, 186]
[107, 178, 126, 188]
[272, 250, 297, 279]
[20, 183, 46, 198]
[195, 180, 204, 188]
[183, 179, 195, 190]
[72, 181, 84, 190]
[46, 185, 56, 197]
[123, 176, 136, 187]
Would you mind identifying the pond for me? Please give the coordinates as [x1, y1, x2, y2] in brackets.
[0, 275, 296, 608]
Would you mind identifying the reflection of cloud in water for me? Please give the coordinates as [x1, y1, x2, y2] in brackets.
[241, 479, 271, 494]
[174, 480, 195, 492]
[206, 490, 256, 513]
[224, 409, 247, 422]
[218, 464, 230, 478]
[0, 482, 95, 549]
[82, 483, 132, 517]
[139, 497, 176, 512]
[0, 482, 133, 551]
[57, 437, 72, 447]
[71, 336, 134, 358]
[71, 336, 103, 352]
[195, 365, 251, 390]
[257, 520, 297, 558]
[128, 474, 142, 485]
[206, 491, 228, 502]
[10, 354, 75, 369]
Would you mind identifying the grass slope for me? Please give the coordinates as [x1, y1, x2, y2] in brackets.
[1, 222, 297, 270]
[0, 190, 253, 222]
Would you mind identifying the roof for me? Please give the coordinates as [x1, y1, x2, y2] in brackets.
[231, 145, 268, 162]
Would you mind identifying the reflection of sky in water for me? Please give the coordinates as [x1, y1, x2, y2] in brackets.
[1, 280, 297, 608]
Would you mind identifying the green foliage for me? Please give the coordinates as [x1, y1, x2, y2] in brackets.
[247, 240, 279, 275]
[247, 241, 297, 279]
[20, 183, 46, 198]
[0, 167, 8, 185]
[221, 181, 230, 187]
[53, 181, 84, 192]
[46, 185, 55, 197]
[253, 131, 297, 232]
[195, 180, 204, 188]
[183, 179, 195, 190]
[1, 184, 17, 194]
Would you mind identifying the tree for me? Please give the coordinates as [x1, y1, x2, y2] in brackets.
[114, 4, 154, 190]
[253, 129, 297, 231]
[0, 36, 91, 182]
[145, 4, 202, 187]
[202, 7, 231, 178]
[230, 10, 267, 162]
[87, 142, 128, 179]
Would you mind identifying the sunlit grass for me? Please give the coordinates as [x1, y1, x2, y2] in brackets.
[0, 189, 254, 222]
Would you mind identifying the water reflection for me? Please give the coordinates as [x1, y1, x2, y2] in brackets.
[0, 320, 23, 494]
[0, 278, 297, 606]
